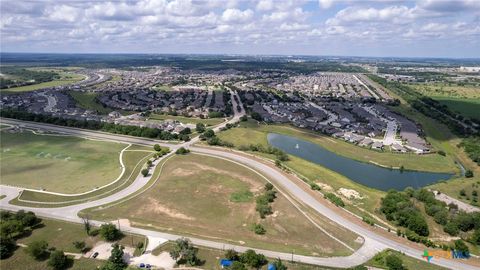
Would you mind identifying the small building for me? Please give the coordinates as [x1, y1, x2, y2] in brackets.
[391, 143, 407, 153]
[371, 141, 383, 150]
[359, 137, 373, 147]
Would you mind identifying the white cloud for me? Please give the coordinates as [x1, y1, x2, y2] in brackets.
[222, 8, 254, 23]
[319, 0, 334, 10]
[45, 5, 81, 23]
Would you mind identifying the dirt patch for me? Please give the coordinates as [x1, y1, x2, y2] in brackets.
[338, 188, 363, 200]
[136, 198, 195, 221]
[182, 161, 264, 191]
[170, 167, 196, 177]
[316, 182, 333, 192]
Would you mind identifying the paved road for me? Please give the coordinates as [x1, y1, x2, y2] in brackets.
[1, 116, 479, 269]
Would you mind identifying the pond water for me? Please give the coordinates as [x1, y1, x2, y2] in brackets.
[267, 133, 454, 191]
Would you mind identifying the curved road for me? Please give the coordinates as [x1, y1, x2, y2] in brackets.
[1, 95, 478, 270]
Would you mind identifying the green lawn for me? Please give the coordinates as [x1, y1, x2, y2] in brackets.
[149, 114, 225, 126]
[0, 130, 126, 194]
[13, 148, 152, 205]
[68, 91, 113, 115]
[0, 251, 103, 270]
[0, 72, 85, 94]
[84, 153, 356, 256]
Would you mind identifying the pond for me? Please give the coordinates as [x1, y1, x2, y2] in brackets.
[267, 133, 454, 191]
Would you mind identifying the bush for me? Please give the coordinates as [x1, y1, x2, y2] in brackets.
[454, 239, 469, 254]
[240, 249, 267, 269]
[437, 150, 446, 156]
[175, 147, 190, 155]
[224, 249, 239, 261]
[310, 183, 321, 191]
[0, 238, 16, 259]
[99, 224, 122, 242]
[48, 250, 68, 270]
[26, 240, 49, 260]
[324, 193, 345, 207]
[465, 170, 474, 178]
[141, 168, 149, 177]
[444, 221, 460, 236]
[253, 223, 266, 235]
[385, 254, 405, 270]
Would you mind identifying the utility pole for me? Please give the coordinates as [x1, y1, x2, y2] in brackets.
[117, 219, 121, 231]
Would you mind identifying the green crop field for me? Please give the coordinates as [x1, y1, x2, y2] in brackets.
[85, 153, 357, 256]
[149, 113, 225, 126]
[0, 130, 126, 194]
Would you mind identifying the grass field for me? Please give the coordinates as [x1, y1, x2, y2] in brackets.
[0, 130, 126, 194]
[13, 147, 153, 205]
[149, 114, 225, 126]
[0, 72, 85, 94]
[409, 82, 480, 120]
[0, 252, 103, 270]
[68, 91, 114, 115]
[85, 153, 356, 256]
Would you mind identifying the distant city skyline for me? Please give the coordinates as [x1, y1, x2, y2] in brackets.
[1, 0, 479, 58]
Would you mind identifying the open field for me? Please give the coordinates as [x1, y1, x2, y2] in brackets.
[68, 91, 114, 115]
[0, 130, 126, 194]
[149, 113, 225, 126]
[217, 120, 458, 174]
[408, 82, 480, 120]
[85, 153, 356, 256]
[13, 147, 153, 205]
[0, 252, 103, 270]
[0, 72, 85, 94]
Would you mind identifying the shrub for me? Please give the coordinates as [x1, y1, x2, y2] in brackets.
[253, 223, 266, 235]
[310, 183, 321, 191]
[48, 250, 68, 270]
[99, 224, 122, 242]
[175, 147, 190, 155]
[324, 193, 345, 207]
[141, 168, 149, 177]
[25, 240, 49, 260]
[385, 254, 406, 270]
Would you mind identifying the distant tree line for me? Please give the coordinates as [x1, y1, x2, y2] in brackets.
[0, 109, 189, 141]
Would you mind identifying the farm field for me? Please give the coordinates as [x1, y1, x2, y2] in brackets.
[0, 129, 126, 194]
[149, 113, 225, 126]
[0, 71, 85, 94]
[85, 153, 357, 256]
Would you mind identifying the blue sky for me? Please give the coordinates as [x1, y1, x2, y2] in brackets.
[1, 0, 479, 58]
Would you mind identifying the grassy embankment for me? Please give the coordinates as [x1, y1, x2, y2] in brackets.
[0, 218, 144, 270]
[82, 153, 359, 257]
[10, 145, 153, 206]
[68, 91, 114, 115]
[0, 129, 126, 194]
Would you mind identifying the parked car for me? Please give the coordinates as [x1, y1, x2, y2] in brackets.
[92, 252, 99, 259]
[138, 263, 145, 268]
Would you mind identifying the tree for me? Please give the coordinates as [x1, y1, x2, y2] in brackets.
[196, 123, 206, 133]
[240, 115, 248, 122]
[465, 170, 474, 178]
[72, 241, 86, 253]
[26, 240, 49, 260]
[454, 240, 469, 254]
[265, 183, 274, 191]
[101, 244, 127, 270]
[444, 221, 460, 236]
[82, 217, 91, 236]
[240, 249, 267, 269]
[273, 258, 288, 270]
[141, 168, 149, 177]
[0, 220, 24, 239]
[229, 261, 247, 270]
[48, 250, 68, 270]
[99, 224, 122, 242]
[175, 147, 190, 155]
[0, 238, 16, 259]
[385, 254, 405, 270]
[169, 238, 199, 266]
[471, 229, 480, 245]
[153, 144, 162, 151]
[203, 129, 215, 138]
[224, 249, 239, 261]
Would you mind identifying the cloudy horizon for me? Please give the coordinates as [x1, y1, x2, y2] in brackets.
[1, 0, 479, 58]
